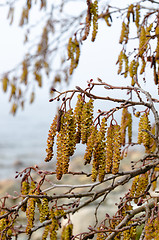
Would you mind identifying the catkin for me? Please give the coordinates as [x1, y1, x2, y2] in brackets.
[117, 51, 124, 74]
[155, 25, 159, 63]
[92, 117, 107, 182]
[21, 179, 30, 212]
[144, 217, 159, 239]
[91, 0, 98, 42]
[139, 26, 146, 57]
[120, 108, 132, 146]
[81, 99, 94, 144]
[120, 108, 128, 146]
[74, 94, 84, 143]
[105, 124, 114, 173]
[42, 225, 50, 240]
[82, 1, 92, 41]
[2, 76, 9, 92]
[112, 125, 121, 174]
[56, 109, 76, 179]
[45, 115, 58, 162]
[119, 21, 126, 44]
[49, 208, 59, 240]
[138, 113, 151, 151]
[135, 4, 140, 28]
[84, 125, 97, 165]
[25, 181, 36, 234]
[67, 38, 81, 75]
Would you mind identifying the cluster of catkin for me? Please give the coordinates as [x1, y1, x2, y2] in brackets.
[117, 3, 159, 90]
[144, 216, 159, 239]
[84, 118, 122, 182]
[119, 4, 140, 44]
[97, 202, 136, 239]
[61, 223, 73, 240]
[120, 108, 132, 146]
[82, 0, 98, 42]
[0, 210, 13, 239]
[45, 94, 127, 181]
[45, 95, 94, 180]
[129, 172, 148, 204]
[20, 178, 67, 238]
[67, 0, 99, 74]
[67, 37, 80, 75]
[137, 113, 153, 152]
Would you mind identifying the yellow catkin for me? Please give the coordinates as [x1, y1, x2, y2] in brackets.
[135, 4, 140, 28]
[129, 60, 139, 78]
[127, 4, 134, 22]
[104, 10, 111, 27]
[112, 124, 121, 174]
[139, 26, 146, 57]
[42, 225, 50, 240]
[142, 113, 151, 151]
[106, 124, 114, 173]
[155, 25, 159, 63]
[138, 114, 144, 144]
[92, 117, 107, 182]
[21, 179, 30, 212]
[2, 76, 9, 92]
[26, 198, 35, 233]
[56, 131, 64, 180]
[49, 208, 59, 240]
[149, 124, 156, 153]
[67, 37, 73, 60]
[0, 211, 7, 240]
[73, 94, 84, 143]
[119, 21, 126, 44]
[82, 1, 92, 41]
[63, 224, 73, 240]
[97, 229, 107, 239]
[144, 218, 156, 239]
[45, 115, 58, 162]
[66, 109, 76, 157]
[140, 57, 146, 74]
[127, 113, 132, 144]
[151, 171, 157, 191]
[19, 8, 29, 26]
[34, 71, 42, 87]
[9, 83, 16, 101]
[91, 0, 98, 42]
[120, 108, 132, 146]
[25, 181, 36, 233]
[123, 52, 129, 78]
[84, 125, 97, 165]
[62, 110, 75, 173]
[117, 50, 124, 74]
[74, 39, 80, 68]
[21, 60, 28, 85]
[39, 196, 49, 223]
[120, 108, 128, 146]
[133, 173, 148, 204]
[68, 38, 80, 74]
[30, 91, 35, 104]
[56, 110, 76, 179]
[129, 175, 139, 199]
[10, 102, 17, 115]
[81, 99, 94, 144]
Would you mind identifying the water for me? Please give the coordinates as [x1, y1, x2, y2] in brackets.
[0, 88, 87, 180]
[0, 88, 55, 179]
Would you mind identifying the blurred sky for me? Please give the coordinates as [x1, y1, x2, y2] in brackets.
[0, 0, 158, 179]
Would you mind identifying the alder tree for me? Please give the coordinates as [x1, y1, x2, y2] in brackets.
[1, 0, 159, 239]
